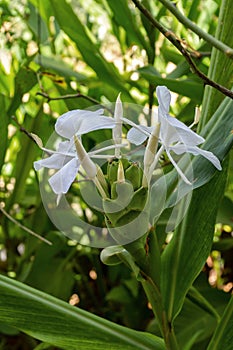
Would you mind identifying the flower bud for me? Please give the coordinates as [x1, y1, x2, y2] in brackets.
[107, 158, 131, 186]
[74, 136, 97, 179]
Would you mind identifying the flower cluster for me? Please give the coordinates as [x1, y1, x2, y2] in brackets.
[34, 86, 221, 203]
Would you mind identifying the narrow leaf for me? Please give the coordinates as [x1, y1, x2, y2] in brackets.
[161, 158, 228, 322]
[0, 95, 8, 173]
[107, 0, 150, 52]
[207, 296, 233, 350]
[0, 274, 165, 350]
[199, 0, 233, 127]
[138, 66, 203, 102]
[49, 0, 134, 101]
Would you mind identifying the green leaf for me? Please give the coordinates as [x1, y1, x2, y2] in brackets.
[0, 65, 14, 96]
[174, 288, 220, 350]
[207, 296, 233, 350]
[107, 0, 150, 53]
[161, 157, 228, 323]
[27, 2, 49, 43]
[138, 65, 204, 102]
[24, 232, 75, 300]
[35, 55, 88, 82]
[6, 107, 53, 210]
[174, 293, 218, 350]
[7, 67, 38, 116]
[216, 196, 233, 226]
[199, 0, 233, 127]
[49, 0, 134, 101]
[0, 94, 8, 173]
[0, 274, 165, 350]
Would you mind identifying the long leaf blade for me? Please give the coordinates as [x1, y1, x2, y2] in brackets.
[49, 0, 134, 101]
[161, 158, 228, 322]
[0, 274, 165, 350]
[207, 296, 233, 350]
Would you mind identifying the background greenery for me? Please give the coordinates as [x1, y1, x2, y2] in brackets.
[0, 0, 232, 349]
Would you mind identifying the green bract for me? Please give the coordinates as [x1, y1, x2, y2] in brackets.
[103, 158, 149, 245]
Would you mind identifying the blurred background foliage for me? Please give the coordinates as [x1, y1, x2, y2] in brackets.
[0, 0, 232, 349]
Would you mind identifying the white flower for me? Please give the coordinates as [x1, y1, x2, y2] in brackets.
[34, 105, 126, 202]
[127, 85, 222, 184]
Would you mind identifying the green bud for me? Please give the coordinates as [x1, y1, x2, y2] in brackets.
[96, 165, 108, 191]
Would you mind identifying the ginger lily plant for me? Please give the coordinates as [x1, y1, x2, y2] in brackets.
[33, 85, 223, 350]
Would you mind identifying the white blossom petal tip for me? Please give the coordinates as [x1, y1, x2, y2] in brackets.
[156, 85, 171, 116]
[48, 158, 80, 195]
[55, 108, 115, 138]
[127, 127, 148, 145]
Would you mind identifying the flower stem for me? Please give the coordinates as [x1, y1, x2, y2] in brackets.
[141, 274, 179, 350]
[124, 229, 179, 349]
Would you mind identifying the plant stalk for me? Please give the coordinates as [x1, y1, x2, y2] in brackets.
[124, 229, 179, 349]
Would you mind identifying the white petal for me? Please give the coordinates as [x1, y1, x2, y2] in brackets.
[166, 149, 192, 185]
[55, 109, 115, 138]
[159, 118, 179, 146]
[57, 139, 75, 152]
[171, 144, 222, 170]
[197, 149, 222, 170]
[169, 143, 188, 155]
[48, 158, 80, 194]
[127, 125, 153, 145]
[34, 153, 72, 171]
[165, 115, 204, 145]
[156, 86, 171, 117]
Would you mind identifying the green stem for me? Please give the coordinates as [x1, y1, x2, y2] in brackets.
[141, 275, 179, 350]
[157, 0, 233, 58]
[123, 229, 179, 349]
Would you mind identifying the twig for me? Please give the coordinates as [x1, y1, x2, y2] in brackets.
[158, 0, 233, 58]
[11, 116, 38, 144]
[36, 91, 114, 114]
[189, 51, 211, 58]
[0, 205, 52, 245]
[131, 0, 233, 99]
